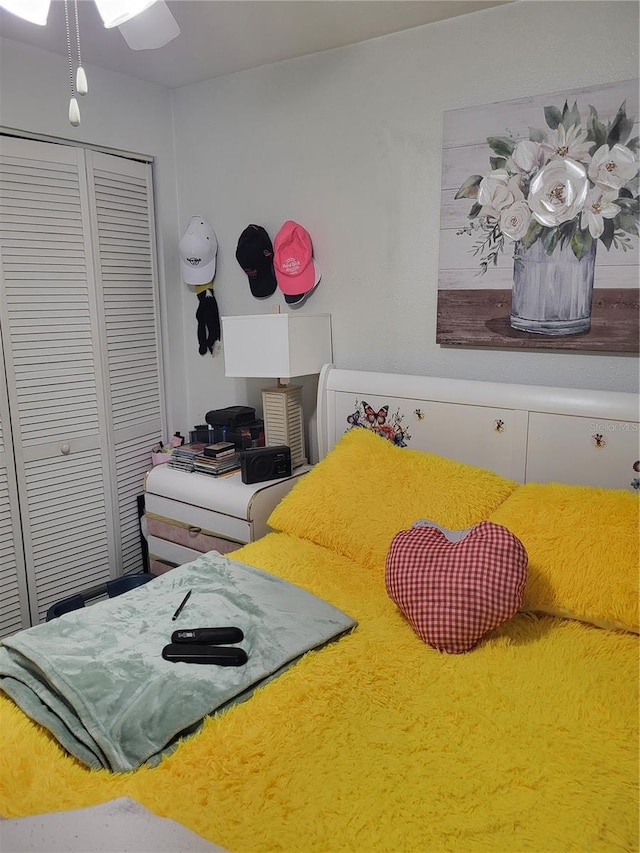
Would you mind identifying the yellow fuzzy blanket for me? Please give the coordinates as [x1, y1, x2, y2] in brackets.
[1, 532, 638, 852]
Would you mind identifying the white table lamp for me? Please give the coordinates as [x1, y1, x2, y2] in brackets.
[221, 313, 332, 469]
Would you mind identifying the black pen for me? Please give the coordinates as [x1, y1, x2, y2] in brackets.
[171, 590, 192, 621]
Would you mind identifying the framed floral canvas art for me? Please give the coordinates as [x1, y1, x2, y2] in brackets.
[436, 79, 639, 351]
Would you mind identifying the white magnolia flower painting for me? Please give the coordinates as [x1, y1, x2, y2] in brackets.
[436, 79, 639, 352]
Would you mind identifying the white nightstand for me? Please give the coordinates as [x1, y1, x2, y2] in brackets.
[144, 464, 309, 573]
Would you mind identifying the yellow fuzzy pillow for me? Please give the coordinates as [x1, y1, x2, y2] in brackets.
[489, 483, 639, 633]
[268, 428, 517, 570]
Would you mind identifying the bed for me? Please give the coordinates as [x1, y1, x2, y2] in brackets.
[1, 366, 638, 853]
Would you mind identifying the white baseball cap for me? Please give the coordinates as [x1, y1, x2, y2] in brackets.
[179, 216, 218, 285]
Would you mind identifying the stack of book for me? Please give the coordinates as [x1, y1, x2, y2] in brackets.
[168, 442, 207, 472]
[193, 441, 240, 477]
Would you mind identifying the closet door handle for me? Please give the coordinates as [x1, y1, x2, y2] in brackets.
[61, 443, 71, 456]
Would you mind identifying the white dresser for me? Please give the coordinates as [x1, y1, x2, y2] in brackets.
[143, 464, 309, 572]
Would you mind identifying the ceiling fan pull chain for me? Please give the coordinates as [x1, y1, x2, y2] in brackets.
[73, 0, 88, 95]
[64, 0, 80, 126]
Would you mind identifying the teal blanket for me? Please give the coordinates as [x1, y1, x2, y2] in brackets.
[0, 554, 356, 772]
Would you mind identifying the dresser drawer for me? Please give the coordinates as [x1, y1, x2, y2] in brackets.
[146, 515, 242, 555]
[143, 465, 310, 574]
[148, 536, 205, 568]
[149, 557, 178, 576]
[145, 493, 252, 544]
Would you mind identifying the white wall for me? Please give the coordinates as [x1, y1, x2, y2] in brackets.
[1, 1, 638, 457]
[172, 0, 640, 440]
[0, 36, 187, 433]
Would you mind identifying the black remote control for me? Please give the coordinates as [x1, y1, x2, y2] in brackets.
[162, 644, 248, 666]
[171, 627, 244, 645]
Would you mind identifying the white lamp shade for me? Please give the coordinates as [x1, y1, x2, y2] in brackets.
[222, 314, 332, 380]
[94, 0, 157, 27]
[0, 0, 50, 24]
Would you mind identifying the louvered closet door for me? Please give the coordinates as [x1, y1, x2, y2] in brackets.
[86, 151, 164, 575]
[0, 136, 116, 625]
[0, 291, 30, 637]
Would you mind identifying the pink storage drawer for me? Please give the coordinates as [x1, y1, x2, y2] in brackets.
[146, 515, 240, 556]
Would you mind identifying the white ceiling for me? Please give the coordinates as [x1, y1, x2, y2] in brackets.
[0, 0, 510, 89]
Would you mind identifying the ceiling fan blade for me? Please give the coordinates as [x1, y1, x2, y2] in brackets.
[117, 0, 180, 50]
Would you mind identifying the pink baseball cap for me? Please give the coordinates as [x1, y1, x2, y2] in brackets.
[273, 220, 321, 303]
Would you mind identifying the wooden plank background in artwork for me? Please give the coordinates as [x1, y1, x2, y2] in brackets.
[437, 79, 639, 352]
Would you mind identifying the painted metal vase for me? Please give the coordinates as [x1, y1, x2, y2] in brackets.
[510, 238, 597, 335]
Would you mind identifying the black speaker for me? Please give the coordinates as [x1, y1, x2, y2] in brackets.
[241, 446, 292, 485]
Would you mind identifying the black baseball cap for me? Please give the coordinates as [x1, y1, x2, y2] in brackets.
[235, 225, 277, 298]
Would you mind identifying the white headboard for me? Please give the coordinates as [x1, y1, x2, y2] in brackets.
[317, 365, 640, 491]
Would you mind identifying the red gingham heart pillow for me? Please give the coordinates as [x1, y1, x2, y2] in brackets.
[385, 521, 528, 654]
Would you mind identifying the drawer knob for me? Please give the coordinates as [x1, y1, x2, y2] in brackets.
[61, 443, 71, 456]
[188, 525, 202, 536]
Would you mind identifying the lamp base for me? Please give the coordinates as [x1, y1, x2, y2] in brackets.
[261, 384, 306, 469]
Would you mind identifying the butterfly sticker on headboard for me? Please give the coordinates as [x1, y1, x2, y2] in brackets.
[346, 400, 411, 447]
[363, 403, 389, 426]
